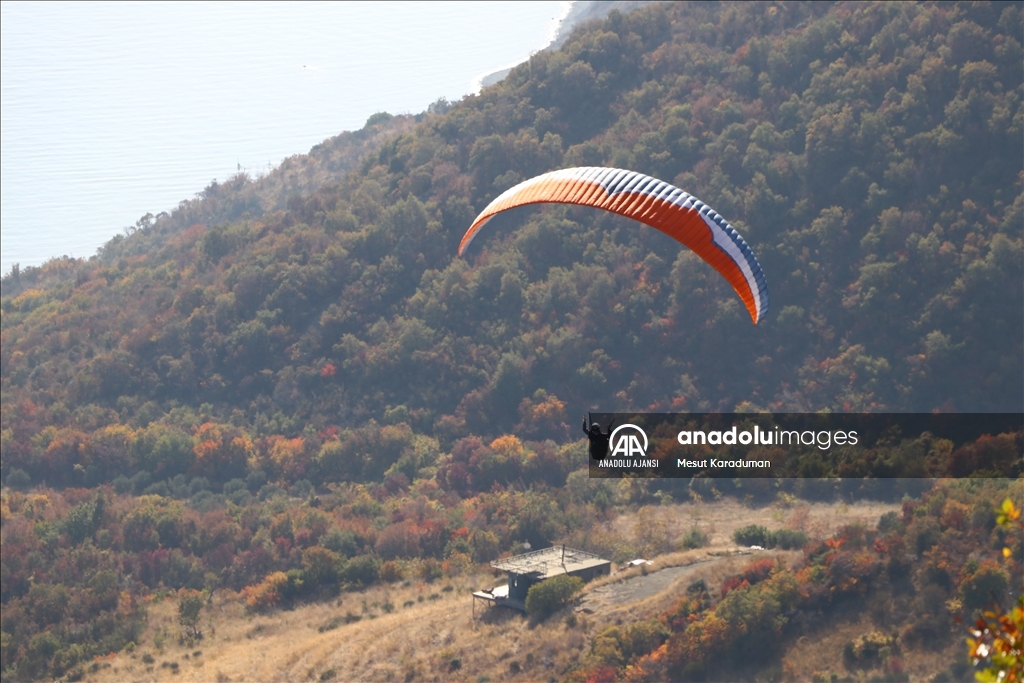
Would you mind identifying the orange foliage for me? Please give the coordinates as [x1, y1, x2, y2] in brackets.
[828, 550, 879, 594]
[584, 664, 618, 683]
[516, 392, 568, 438]
[269, 435, 309, 480]
[940, 499, 970, 530]
[667, 612, 732, 665]
[191, 422, 253, 480]
[242, 571, 288, 611]
[720, 576, 750, 598]
[622, 643, 670, 683]
[42, 428, 91, 475]
[489, 434, 526, 457]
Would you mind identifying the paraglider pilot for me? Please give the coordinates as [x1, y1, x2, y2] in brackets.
[583, 415, 614, 460]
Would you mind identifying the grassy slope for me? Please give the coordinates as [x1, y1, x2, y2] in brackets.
[87, 498, 909, 683]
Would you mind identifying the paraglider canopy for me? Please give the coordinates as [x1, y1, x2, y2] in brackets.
[459, 167, 770, 324]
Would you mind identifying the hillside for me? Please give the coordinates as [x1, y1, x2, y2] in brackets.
[3, 3, 1021, 460]
[1, 2, 1022, 681]
[77, 498, 907, 683]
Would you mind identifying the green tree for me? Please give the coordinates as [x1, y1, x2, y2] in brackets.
[177, 589, 206, 640]
[525, 574, 584, 621]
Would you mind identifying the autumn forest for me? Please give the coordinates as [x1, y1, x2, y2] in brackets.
[1, 2, 1022, 681]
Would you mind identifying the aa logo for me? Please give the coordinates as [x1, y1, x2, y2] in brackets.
[609, 424, 648, 458]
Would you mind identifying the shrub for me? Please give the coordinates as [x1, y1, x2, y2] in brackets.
[380, 560, 404, 582]
[843, 631, 897, 666]
[878, 510, 902, 533]
[242, 571, 289, 611]
[733, 524, 771, 547]
[418, 557, 443, 582]
[340, 554, 380, 587]
[525, 575, 584, 620]
[731, 526, 806, 549]
[772, 529, 808, 549]
[680, 527, 709, 549]
[302, 546, 341, 589]
[318, 616, 345, 633]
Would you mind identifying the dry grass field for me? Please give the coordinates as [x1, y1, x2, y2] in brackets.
[611, 495, 904, 552]
[84, 497, 907, 683]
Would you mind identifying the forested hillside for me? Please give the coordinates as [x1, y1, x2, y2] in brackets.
[1, 2, 1022, 680]
[3, 3, 1021, 468]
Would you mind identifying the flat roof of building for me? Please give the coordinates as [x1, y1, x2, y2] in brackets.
[490, 545, 609, 580]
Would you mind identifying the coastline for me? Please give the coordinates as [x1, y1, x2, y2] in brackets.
[470, 1, 574, 94]
[471, 0, 655, 93]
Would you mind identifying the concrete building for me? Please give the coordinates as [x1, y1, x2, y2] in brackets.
[472, 545, 611, 614]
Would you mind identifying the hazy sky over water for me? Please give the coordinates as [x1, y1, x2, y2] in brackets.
[1, 1, 570, 274]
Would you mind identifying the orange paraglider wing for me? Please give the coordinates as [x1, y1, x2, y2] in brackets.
[459, 167, 770, 324]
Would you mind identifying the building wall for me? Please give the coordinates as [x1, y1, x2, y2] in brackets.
[570, 562, 612, 583]
[508, 572, 541, 602]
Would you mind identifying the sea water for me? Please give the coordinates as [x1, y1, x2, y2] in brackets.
[1, 1, 570, 275]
